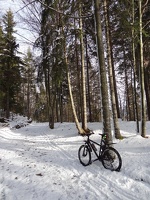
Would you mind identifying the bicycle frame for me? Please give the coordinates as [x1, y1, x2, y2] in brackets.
[79, 133, 122, 171]
[84, 135, 105, 163]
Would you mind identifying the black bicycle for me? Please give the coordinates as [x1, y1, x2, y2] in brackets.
[78, 132, 122, 171]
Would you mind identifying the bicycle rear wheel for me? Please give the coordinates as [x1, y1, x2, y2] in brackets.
[101, 147, 122, 171]
[78, 144, 91, 166]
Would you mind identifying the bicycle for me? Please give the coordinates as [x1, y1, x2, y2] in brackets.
[78, 132, 122, 171]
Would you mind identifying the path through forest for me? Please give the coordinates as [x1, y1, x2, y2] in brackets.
[0, 118, 150, 200]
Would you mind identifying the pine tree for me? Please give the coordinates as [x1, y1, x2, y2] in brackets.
[0, 23, 5, 111]
[1, 9, 21, 118]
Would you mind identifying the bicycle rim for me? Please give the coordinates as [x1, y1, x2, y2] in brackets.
[101, 147, 122, 171]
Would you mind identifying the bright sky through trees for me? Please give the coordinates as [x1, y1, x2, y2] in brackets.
[0, 0, 34, 54]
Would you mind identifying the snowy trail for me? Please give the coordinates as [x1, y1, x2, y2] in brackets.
[0, 121, 150, 200]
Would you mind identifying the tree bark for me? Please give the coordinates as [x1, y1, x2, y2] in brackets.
[85, 35, 92, 122]
[144, 66, 150, 120]
[79, 2, 88, 132]
[62, 23, 85, 134]
[94, 0, 112, 143]
[104, 0, 122, 139]
[139, 0, 146, 137]
[132, 0, 139, 132]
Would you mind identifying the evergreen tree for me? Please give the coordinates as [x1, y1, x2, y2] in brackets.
[0, 9, 21, 118]
[0, 23, 5, 111]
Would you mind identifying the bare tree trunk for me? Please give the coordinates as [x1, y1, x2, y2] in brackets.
[79, 2, 88, 132]
[139, 0, 146, 137]
[73, 0, 82, 122]
[104, 0, 122, 139]
[124, 60, 129, 121]
[74, 23, 82, 122]
[85, 35, 92, 122]
[62, 24, 85, 134]
[144, 67, 150, 120]
[94, 0, 112, 144]
[47, 67, 55, 129]
[112, 58, 120, 118]
[132, 0, 139, 132]
[6, 86, 10, 119]
[104, 3, 120, 119]
[60, 85, 63, 123]
[27, 78, 30, 120]
[67, 69, 86, 134]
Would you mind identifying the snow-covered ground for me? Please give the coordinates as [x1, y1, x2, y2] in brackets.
[0, 116, 150, 200]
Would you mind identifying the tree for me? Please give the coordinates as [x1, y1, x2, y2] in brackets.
[22, 47, 36, 120]
[60, 15, 86, 134]
[94, 0, 112, 144]
[139, 0, 147, 137]
[17, 0, 149, 130]
[0, 23, 5, 110]
[79, 1, 88, 132]
[104, 0, 122, 139]
[0, 9, 21, 118]
[131, 0, 140, 132]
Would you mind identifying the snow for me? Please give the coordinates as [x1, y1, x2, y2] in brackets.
[0, 116, 150, 200]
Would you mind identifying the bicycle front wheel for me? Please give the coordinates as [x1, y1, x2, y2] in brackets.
[78, 144, 91, 166]
[102, 147, 122, 171]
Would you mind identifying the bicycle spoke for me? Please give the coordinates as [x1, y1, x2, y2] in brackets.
[78, 145, 91, 166]
[102, 147, 122, 171]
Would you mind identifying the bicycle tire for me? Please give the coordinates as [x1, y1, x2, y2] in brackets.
[78, 144, 91, 166]
[101, 147, 122, 171]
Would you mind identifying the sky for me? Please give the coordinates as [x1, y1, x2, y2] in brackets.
[0, 0, 35, 54]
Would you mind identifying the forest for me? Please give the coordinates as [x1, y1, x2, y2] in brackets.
[0, 0, 149, 139]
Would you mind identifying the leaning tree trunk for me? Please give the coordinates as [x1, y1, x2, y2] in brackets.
[104, 0, 122, 139]
[62, 24, 85, 135]
[139, 0, 146, 137]
[94, 0, 112, 144]
[67, 69, 86, 134]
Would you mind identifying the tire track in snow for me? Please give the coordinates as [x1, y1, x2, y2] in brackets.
[44, 135, 146, 200]
[36, 131, 130, 200]
[30, 130, 104, 199]
[1, 124, 148, 200]
[34, 131, 84, 199]
[43, 136, 112, 199]
[37, 131, 111, 199]
[21, 129, 81, 199]
[84, 163, 149, 200]
[0, 128, 40, 199]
